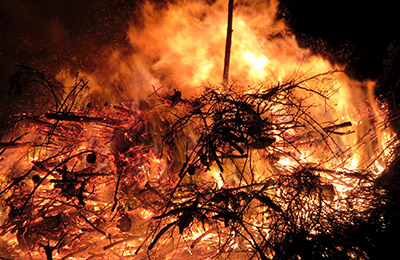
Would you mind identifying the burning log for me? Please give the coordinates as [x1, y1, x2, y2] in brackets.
[44, 112, 105, 123]
[0, 141, 26, 149]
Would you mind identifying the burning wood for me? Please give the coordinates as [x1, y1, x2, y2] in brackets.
[0, 1, 397, 259]
[0, 66, 396, 259]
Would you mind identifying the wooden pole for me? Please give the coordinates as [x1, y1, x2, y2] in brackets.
[223, 0, 234, 85]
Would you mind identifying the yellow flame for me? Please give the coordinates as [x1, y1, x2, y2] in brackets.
[52, 0, 396, 219]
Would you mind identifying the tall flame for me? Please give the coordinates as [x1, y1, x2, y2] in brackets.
[82, 0, 394, 175]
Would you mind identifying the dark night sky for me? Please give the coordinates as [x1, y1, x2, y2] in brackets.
[278, 0, 399, 80]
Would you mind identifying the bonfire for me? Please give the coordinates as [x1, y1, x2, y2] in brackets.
[0, 0, 397, 259]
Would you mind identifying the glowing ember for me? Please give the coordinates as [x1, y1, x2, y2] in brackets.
[0, 0, 397, 259]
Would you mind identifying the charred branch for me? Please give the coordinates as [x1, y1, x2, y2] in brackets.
[44, 112, 105, 123]
[0, 68, 395, 260]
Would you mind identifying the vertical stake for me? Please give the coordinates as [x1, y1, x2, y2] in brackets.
[223, 0, 234, 85]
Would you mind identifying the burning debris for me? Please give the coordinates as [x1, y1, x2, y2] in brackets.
[0, 65, 396, 260]
[0, 0, 398, 259]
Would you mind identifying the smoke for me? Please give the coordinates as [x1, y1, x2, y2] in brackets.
[0, 0, 126, 80]
[0, 0, 137, 128]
